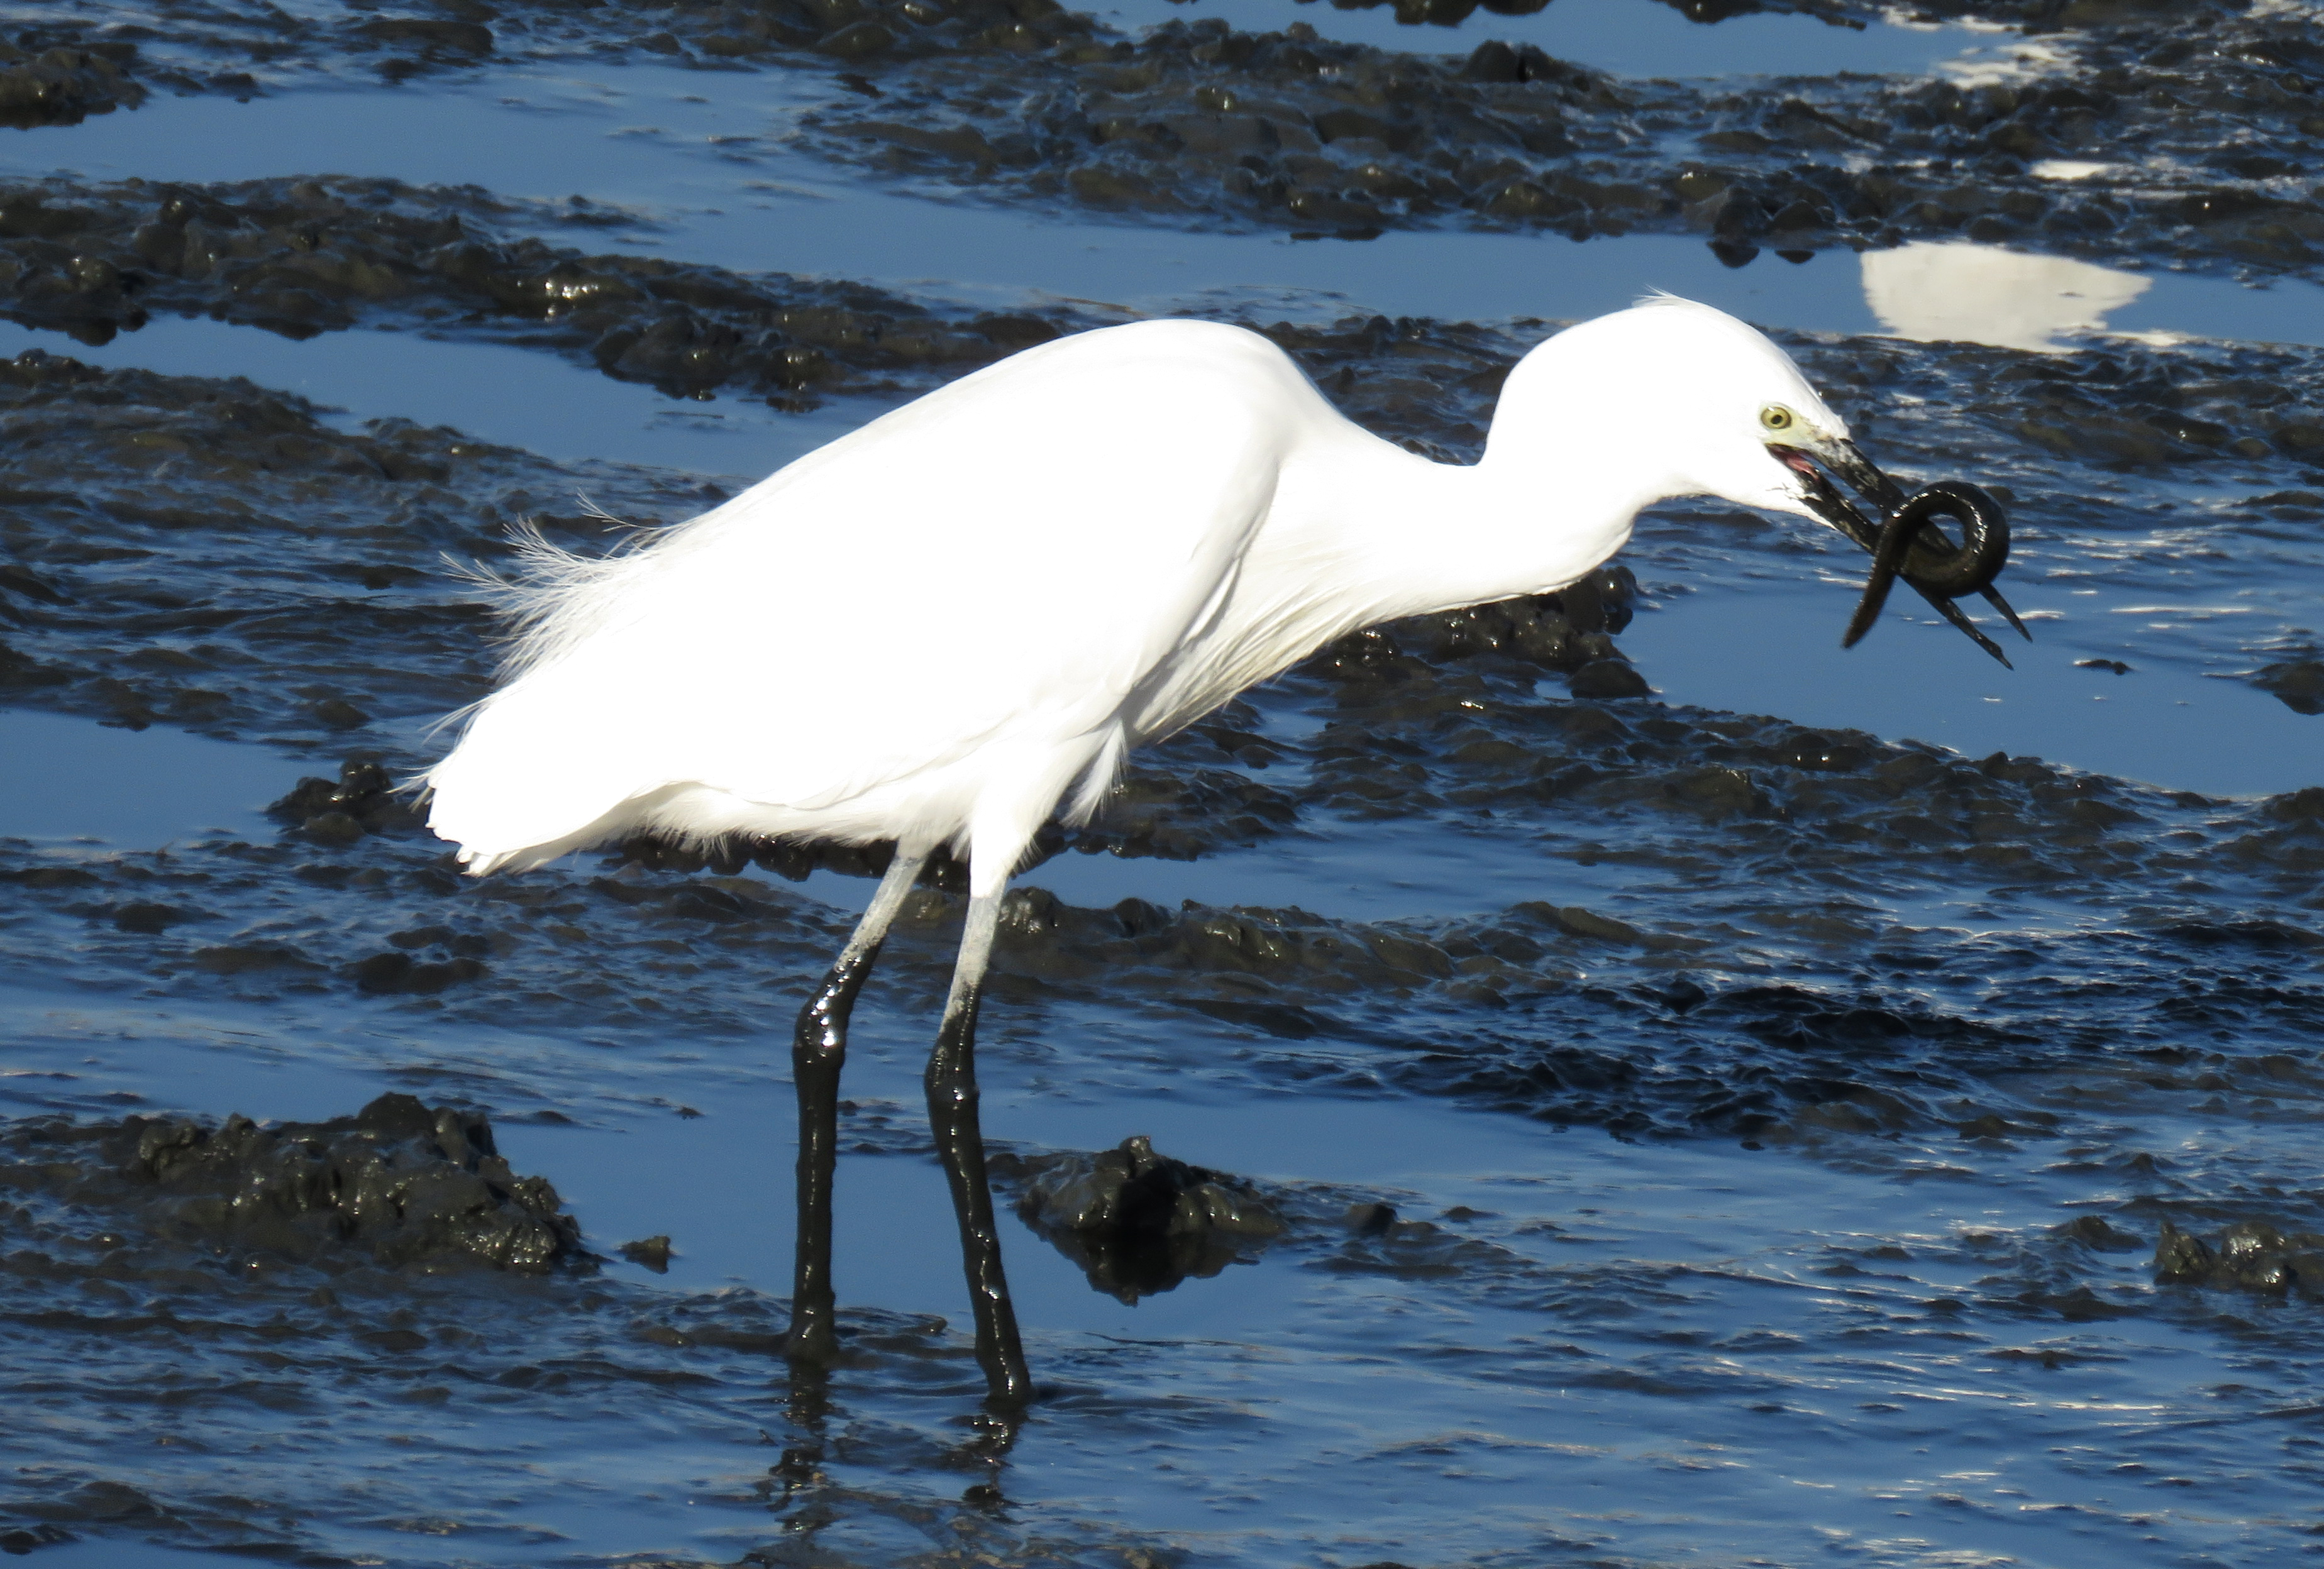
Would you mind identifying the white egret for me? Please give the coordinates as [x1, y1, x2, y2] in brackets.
[423, 297, 2017, 1404]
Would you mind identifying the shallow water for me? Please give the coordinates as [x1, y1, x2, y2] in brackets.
[0, 316, 872, 478]
[8, 951, 2323, 1566]
[0, 710, 292, 844]
[1629, 581, 2324, 801]
[6, 5, 2324, 1567]
[1091, 0, 2007, 79]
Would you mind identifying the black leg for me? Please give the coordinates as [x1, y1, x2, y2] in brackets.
[924, 891, 1033, 1406]
[783, 945, 878, 1363]
[783, 847, 927, 1365]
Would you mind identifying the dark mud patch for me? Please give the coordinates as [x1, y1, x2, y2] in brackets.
[785, 2, 2324, 277]
[0, 173, 1071, 398]
[2154, 1216, 2324, 1297]
[995, 1134, 1287, 1302]
[5, 0, 1098, 118]
[2249, 650, 2324, 715]
[266, 755, 428, 844]
[16, 1, 2323, 277]
[2, 1093, 585, 1272]
[0, 40, 146, 129]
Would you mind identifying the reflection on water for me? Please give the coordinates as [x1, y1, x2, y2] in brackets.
[1862, 241, 2150, 352]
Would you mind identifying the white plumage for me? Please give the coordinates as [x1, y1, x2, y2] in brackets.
[426, 301, 1841, 889]
[422, 298, 1879, 1404]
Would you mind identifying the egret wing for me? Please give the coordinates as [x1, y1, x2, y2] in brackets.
[427, 322, 1312, 861]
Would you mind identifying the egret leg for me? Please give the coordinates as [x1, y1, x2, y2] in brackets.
[926, 890, 1033, 1406]
[784, 844, 929, 1365]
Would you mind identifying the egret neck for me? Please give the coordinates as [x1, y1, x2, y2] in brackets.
[1285, 416, 1662, 632]
[1129, 418, 1657, 747]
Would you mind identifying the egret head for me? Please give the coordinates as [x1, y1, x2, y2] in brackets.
[1497, 295, 2017, 659]
[1519, 295, 1894, 526]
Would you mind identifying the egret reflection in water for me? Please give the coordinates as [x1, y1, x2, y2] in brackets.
[1861, 240, 2152, 353]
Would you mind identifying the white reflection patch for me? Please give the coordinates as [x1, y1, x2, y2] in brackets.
[1860, 241, 2149, 353]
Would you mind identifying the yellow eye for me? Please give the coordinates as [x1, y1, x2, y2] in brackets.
[1761, 404, 1796, 433]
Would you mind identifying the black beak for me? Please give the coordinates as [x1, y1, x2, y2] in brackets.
[1768, 438, 2029, 668]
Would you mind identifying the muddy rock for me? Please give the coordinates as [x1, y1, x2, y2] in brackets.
[995, 1134, 1286, 1301]
[1344, 563, 1637, 680]
[619, 1233, 675, 1271]
[270, 755, 429, 839]
[2153, 1216, 2324, 1296]
[2251, 657, 2324, 716]
[2052, 1214, 2142, 1251]
[0, 1093, 584, 1272]
[0, 40, 146, 128]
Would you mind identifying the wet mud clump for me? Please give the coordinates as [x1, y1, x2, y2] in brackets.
[1338, 561, 1640, 697]
[2154, 1217, 2324, 1297]
[995, 1135, 1286, 1301]
[0, 40, 145, 129]
[268, 756, 429, 844]
[2250, 653, 2324, 716]
[1, 1093, 584, 1272]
